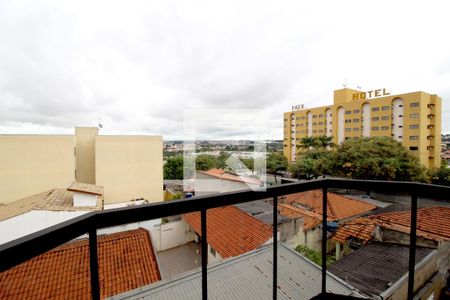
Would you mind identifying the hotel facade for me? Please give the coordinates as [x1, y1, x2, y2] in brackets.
[283, 88, 442, 168]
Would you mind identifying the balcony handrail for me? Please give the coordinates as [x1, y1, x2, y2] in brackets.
[0, 178, 449, 299]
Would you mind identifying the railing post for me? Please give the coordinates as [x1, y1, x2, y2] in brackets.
[201, 209, 208, 300]
[88, 228, 100, 300]
[407, 194, 418, 300]
[273, 195, 278, 300]
[321, 187, 327, 295]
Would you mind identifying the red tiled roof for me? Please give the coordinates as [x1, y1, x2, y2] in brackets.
[183, 206, 273, 258]
[281, 190, 376, 221]
[201, 168, 262, 185]
[374, 206, 450, 241]
[0, 228, 161, 299]
[332, 217, 380, 244]
[278, 203, 332, 230]
[333, 206, 450, 244]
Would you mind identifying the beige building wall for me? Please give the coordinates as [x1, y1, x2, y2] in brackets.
[95, 135, 163, 204]
[75, 127, 98, 184]
[0, 135, 75, 204]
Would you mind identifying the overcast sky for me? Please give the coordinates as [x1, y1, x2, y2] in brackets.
[0, 0, 449, 140]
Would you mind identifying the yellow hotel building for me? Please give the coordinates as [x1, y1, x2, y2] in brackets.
[283, 88, 442, 169]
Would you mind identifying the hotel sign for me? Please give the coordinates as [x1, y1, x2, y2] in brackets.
[352, 88, 390, 101]
[292, 104, 305, 111]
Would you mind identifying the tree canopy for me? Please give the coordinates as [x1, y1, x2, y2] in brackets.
[163, 155, 184, 180]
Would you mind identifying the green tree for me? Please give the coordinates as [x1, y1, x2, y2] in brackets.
[428, 165, 450, 186]
[333, 137, 428, 182]
[196, 154, 218, 171]
[163, 155, 184, 180]
[297, 136, 318, 151]
[289, 149, 332, 180]
[241, 157, 255, 173]
[217, 151, 231, 169]
[295, 245, 335, 266]
[267, 152, 289, 182]
[316, 135, 335, 149]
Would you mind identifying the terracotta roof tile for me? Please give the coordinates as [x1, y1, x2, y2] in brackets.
[333, 206, 450, 244]
[278, 203, 330, 230]
[183, 206, 273, 258]
[201, 168, 262, 185]
[0, 228, 160, 299]
[281, 190, 376, 221]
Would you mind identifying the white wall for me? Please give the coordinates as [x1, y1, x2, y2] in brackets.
[0, 210, 88, 245]
[150, 220, 192, 252]
[73, 193, 97, 207]
[326, 109, 332, 137]
[337, 107, 345, 144]
[392, 98, 404, 141]
[362, 103, 371, 137]
[194, 172, 259, 196]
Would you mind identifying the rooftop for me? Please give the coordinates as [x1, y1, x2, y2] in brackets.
[278, 203, 329, 230]
[0, 228, 161, 299]
[200, 168, 262, 185]
[328, 242, 436, 297]
[0, 184, 104, 222]
[333, 206, 450, 244]
[114, 243, 360, 300]
[183, 205, 273, 258]
[280, 190, 377, 221]
[235, 199, 290, 225]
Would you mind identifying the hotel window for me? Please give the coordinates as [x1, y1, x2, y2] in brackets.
[381, 126, 389, 131]
[381, 116, 389, 120]
[345, 128, 351, 132]
[345, 110, 351, 114]
[372, 107, 379, 112]
[284, 118, 287, 121]
[410, 113, 419, 119]
[353, 119, 359, 123]
[318, 129, 323, 133]
[318, 114, 323, 118]
[410, 102, 419, 107]
[312, 130, 317, 133]
[296, 117, 300, 120]
[300, 123, 304, 126]
[372, 126, 379, 131]
[409, 146, 418, 150]
[353, 109, 360, 114]
[353, 127, 359, 131]
[312, 122, 317, 126]
[318, 122, 323, 125]
[345, 119, 352, 123]
[372, 117, 379, 121]
[301, 116, 306, 120]
[296, 124, 299, 127]
[409, 136, 419, 140]
[409, 124, 419, 129]
[313, 115, 317, 118]
[301, 130, 305, 134]
[382, 106, 390, 111]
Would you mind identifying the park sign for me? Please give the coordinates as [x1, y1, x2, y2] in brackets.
[292, 104, 305, 111]
[352, 88, 390, 101]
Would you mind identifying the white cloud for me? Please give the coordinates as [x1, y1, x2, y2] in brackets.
[0, 0, 449, 139]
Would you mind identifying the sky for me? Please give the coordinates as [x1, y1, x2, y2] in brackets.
[0, 0, 449, 140]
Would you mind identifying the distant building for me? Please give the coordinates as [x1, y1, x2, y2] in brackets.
[0, 228, 161, 299]
[112, 243, 364, 300]
[0, 127, 163, 204]
[329, 242, 438, 300]
[284, 88, 442, 168]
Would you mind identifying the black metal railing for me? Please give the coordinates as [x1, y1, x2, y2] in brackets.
[1, 179, 449, 300]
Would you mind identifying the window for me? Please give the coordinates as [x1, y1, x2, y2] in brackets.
[410, 113, 419, 119]
[345, 119, 352, 123]
[353, 119, 359, 123]
[409, 146, 418, 150]
[381, 126, 389, 131]
[312, 130, 317, 133]
[409, 136, 419, 140]
[372, 126, 379, 131]
[345, 110, 352, 115]
[318, 129, 323, 133]
[312, 122, 317, 126]
[300, 130, 305, 134]
[296, 117, 300, 120]
[301, 116, 306, 120]
[318, 122, 323, 125]
[372, 117, 379, 121]
[318, 114, 323, 118]
[410, 102, 419, 107]
[381, 116, 389, 120]
[312, 115, 317, 118]
[409, 124, 419, 129]
[210, 247, 216, 257]
[296, 124, 299, 127]
[382, 106, 390, 111]
[353, 127, 359, 131]
[372, 107, 379, 112]
[345, 128, 351, 132]
[353, 109, 360, 114]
